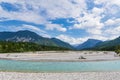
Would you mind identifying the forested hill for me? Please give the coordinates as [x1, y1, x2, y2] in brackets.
[0, 41, 70, 53]
[0, 30, 73, 49]
[89, 36, 120, 51]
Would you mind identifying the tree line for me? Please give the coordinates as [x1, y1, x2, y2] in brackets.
[0, 41, 70, 53]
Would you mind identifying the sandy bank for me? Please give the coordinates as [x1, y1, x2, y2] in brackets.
[0, 51, 120, 62]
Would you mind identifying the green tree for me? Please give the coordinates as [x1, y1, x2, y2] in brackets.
[115, 45, 120, 55]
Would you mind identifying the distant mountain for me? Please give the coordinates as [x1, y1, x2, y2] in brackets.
[92, 36, 120, 51]
[0, 30, 56, 46]
[0, 30, 73, 49]
[51, 38, 74, 49]
[76, 39, 102, 50]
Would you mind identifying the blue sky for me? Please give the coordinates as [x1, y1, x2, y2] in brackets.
[0, 0, 120, 45]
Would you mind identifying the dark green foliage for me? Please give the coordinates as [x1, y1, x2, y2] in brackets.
[78, 56, 86, 59]
[90, 46, 116, 51]
[0, 41, 70, 53]
[115, 45, 120, 55]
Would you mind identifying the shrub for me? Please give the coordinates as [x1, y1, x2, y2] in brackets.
[79, 56, 86, 59]
[115, 45, 120, 55]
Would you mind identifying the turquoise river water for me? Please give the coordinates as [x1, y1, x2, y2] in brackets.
[0, 59, 120, 72]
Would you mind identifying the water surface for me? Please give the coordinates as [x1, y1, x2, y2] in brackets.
[0, 59, 120, 72]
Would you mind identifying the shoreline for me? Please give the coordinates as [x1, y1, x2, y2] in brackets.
[1, 72, 120, 80]
[0, 51, 119, 62]
[1, 69, 120, 73]
[1, 57, 120, 62]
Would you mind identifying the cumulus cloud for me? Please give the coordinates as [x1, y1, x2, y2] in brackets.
[0, 0, 87, 32]
[56, 34, 108, 45]
[18, 24, 46, 33]
[0, 5, 47, 24]
[0, 0, 120, 44]
[104, 26, 120, 36]
[87, 29, 102, 35]
[105, 18, 120, 26]
[0, 24, 50, 37]
[56, 34, 88, 45]
[94, 0, 120, 6]
[71, 11, 104, 35]
[94, 0, 120, 17]
[69, 0, 120, 43]
[45, 23, 67, 32]
[105, 19, 116, 26]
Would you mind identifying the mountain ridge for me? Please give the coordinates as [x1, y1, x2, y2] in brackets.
[76, 39, 103, 50]
[0, 30, 120, 51]
[0, 30, 73, 49]
[91, 36, 120, 51]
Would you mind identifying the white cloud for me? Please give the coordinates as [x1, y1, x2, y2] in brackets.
[90, 35, 108, 41]
[105, 18, 120, 26]
[56, 34, 109, 45]
[19, 25, 51, 37]
[0, 24, 50, 38]
[0, 0, 87, 22]
[56, 34, 88, 45]
[105, 19, 115, 26]
[0, 6, 47, 24]
[0, 0, 87, 32]
[18, 24, 46, 33]
[0, 0, 120, 44]
[71, 11, 104, 35]
[45, 23, 67, 32]
[104, 26, 120, 36]
[94, 0, 120, 16]
[38, 0, 87, 19]
[0, 0, 18, 3]
[94, 0, 120, 6]
[69, 0, 120, 41]
[87, 29, 102, 35]
[92, 7, 104, 16]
